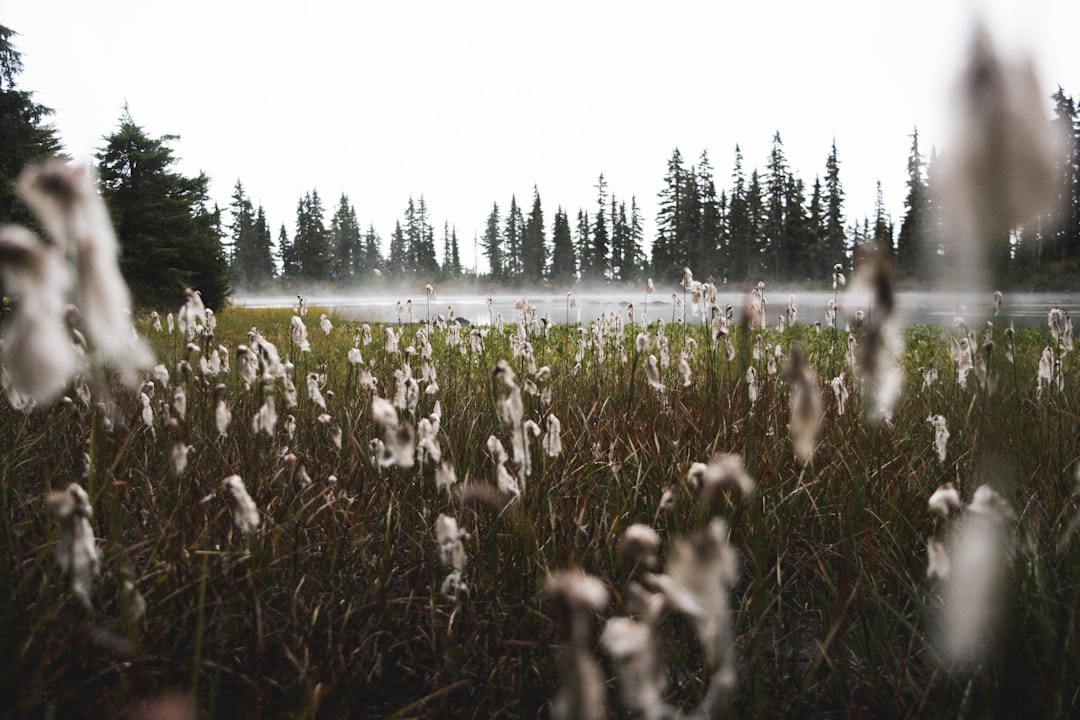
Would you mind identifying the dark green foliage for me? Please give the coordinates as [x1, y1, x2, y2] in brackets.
[522, 187, 546, 282]
[96, 110, 230, 309]
[0, 24, 63, 228]
[481, 202, 502, 281]
[292, 190, 330, 280]
[502, 195, 524, 279]
[229, 180, 274, 288]
[329, 193, 362, 282]
[548, 206, 575, 283]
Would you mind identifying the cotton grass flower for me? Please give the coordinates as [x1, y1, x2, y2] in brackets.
[47, 482, 99, 608]
[929, 482, 962, 517]
[0, 225, 78, 408]
[214, 384, 231, 437]
[222, 475, 260, 535]
[543, 414, 563, 457]
[786, 345, 822, 465]
[645, 517, 739, 710]
[319, 313, 332, 335]
[435, 461, 457, 495]
[928, 414, 951, 464]
[644, 354, 663, 391]
[620, 524, 661, 569]
[434, 513, 468, 600]
[291, 315, 311, 352]
[16, 160, 153, 385]
[927, 482, 1018, 671]
[687, 453, 756, 499]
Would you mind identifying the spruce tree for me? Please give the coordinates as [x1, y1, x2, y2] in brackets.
[227, 180, 256, 284]
[388, 221, 407, 278]
[362, 225, 383, 276]
[586, 174, 609, 280]
[697, 151, 722, 278]
[279, 224, 297, 280]
[97, 110, 230, 309]
[763, 132, 790, 281]
[653, 149, 686, 280]
[481, 202, 503, 280]
[522, 186, 547, 282]
[727, 146, 752, 280]
[871, 181, 894, 254]
[503, 196, 525, 280]
[823, 141, 847, 274]
[251, 205, 275, 284]
[549, 206, 576, 283]
[0, 24, 63, 227]
[575, 209, 590, 278]
[896, 129, 928, 278]
[293, 190, 330, 280]
[329, 193, 362, 282]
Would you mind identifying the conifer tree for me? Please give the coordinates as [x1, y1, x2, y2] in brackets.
[0, 24, 63, 227]
[522, 186, 547, 282]
[549, 206, 576, 283]
[329, 193, 362, 282]
[97, 109, 230, 308]
[897, 129, 929, 278]
[279, 224, 297, 280]
[362, 225, 383, 276]
[250, 205, 275, 284]
[823, 141, 847, 273]
[697, 151, 722, 278]
[227, 180, 256, 283]
[763, 132, 790, 280]
[388, 220, 407, 278]
[585, 174, 609, 280]
[871, 181, 894, 254]
[503, 196, 525, 279]
[293, 190, 330, 280]
[653, 148, 687, 280]
[481, 202, 503, 280]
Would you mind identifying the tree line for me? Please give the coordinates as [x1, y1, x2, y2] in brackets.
[3, 23, 1080, 311]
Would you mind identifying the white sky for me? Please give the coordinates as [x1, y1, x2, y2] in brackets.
[6, 0, 1080, 274]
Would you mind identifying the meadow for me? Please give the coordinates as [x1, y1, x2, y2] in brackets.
[2, 291, 1079, 719]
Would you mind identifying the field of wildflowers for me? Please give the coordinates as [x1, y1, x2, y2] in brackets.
[2, 256, 1080, 717]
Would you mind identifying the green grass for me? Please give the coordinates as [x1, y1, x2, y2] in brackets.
[1, 306, 1078, 718]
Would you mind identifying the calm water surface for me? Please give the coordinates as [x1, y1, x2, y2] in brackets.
[235, 288, 1079, 330]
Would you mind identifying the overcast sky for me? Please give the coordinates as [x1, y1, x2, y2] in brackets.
[7, 0, 1080, 274]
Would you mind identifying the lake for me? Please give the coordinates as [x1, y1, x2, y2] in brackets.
[233, 287, 1079, 330]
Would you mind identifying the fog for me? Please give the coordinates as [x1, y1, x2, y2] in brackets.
[232, 284, 1079, 330]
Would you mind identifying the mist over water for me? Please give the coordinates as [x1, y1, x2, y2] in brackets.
[233, 285, 1079, 330]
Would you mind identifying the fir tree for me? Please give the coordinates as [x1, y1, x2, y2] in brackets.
[871, 180, 894, 254]
[0, 24, 63, 227]
[549, 206, 576, 283]
[503, 196, 525, 279]
[329, 193, 362, 282]
[481, 202, 503, 280]
[227, 180, 257, 284]
[896, 129, 928, 278]
[250, 205, 275, 284]
[585, 174, 609, 280]
[522, 186, 547, 282]
[823, 140, 847, 272]
[293, 190, 330, 280]
[279, 224, 297, 280]
[697, 151, 722, 278]
[96, 109, 230, 308]
[388, 220, 407, 278]
[362, 224, 383, 276]
[653, 148, 687, 280]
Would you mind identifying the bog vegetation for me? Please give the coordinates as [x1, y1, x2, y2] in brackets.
[2, 257, 1080, 717]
